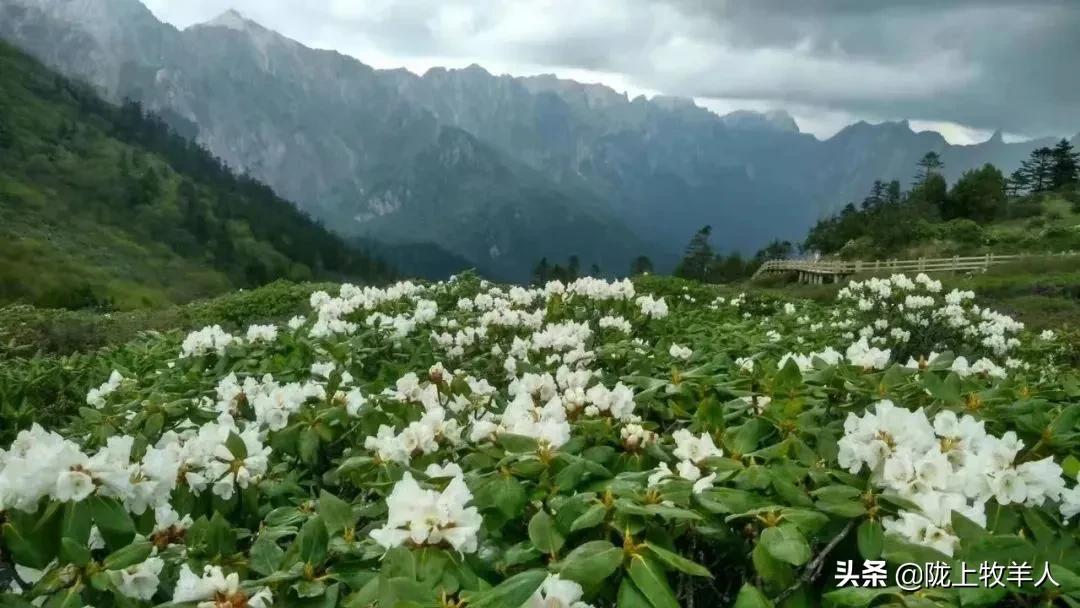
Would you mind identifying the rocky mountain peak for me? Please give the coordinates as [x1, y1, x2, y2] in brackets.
[720, 109, 800, 133]
[195, 9, 264, 33]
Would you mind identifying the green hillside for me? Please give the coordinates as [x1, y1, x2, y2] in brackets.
[0, 40, 390, 311]
[802, 148, 1080, 260]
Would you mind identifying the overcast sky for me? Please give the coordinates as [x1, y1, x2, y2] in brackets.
[139, 0, 1080, 144]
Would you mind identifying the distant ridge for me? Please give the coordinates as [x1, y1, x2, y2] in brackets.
[0, 0, 1069, 278]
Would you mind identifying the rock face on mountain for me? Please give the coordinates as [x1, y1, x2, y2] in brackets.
[0, 0, 650, 280]
[0, 0, 1066, 279]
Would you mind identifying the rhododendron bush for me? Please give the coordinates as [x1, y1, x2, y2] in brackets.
[1, 272, 1078, 607]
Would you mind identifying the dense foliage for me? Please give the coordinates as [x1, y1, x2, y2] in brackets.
[0, 40, 391, 310]
[803, 148, 1080, 260]
[2, 272, 1078, 607]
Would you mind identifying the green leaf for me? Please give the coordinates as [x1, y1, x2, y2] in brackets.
[319, 490, 354, 534]
[59, 538, 91, 567]
[88, 496, 135, 549]
[379, 576, 436, 607]
[570, 503, 607, 531]
[61, 502, 92, 545]
[527, 511, 565, 556]
[144, 412, 165, 439]
[503, 542, 542, 568]
[499, 434, 540, 453]
[557, 541, 623, 586]
[207, 511, 236, 557]
[856, 519, 883, 559]
[0, 593, 37, 608]
[468, 569, 547, 608]
[264, 506, 306, 528]
[812, 485, 866, 517]
[616, 578, 653, 608]
[103, 541, 153, 571]
[627, 555, 679, 608]
[2, 523, 48, 568]
[225, 431, 248, 459]
[299, 427, 320, 464]
[696, 488, 770, 514]
[297, 515, 329, 566]
[249, 533, 285, 576]
[381, 546, 416, 579]
[759, 524, 811, 566]
[960, 534, 1036, 566]
[479, 476, 527, 520]
[335, 456, 375, 475]
[294, 579, 328, 598]
[823, 586, 902, 607]
[643, 542, 711, 577]
[733, 583, 774, 608]
[1063, 455, 1080, 479]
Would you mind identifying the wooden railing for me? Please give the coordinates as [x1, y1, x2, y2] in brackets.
[752, 252, 1078, 281]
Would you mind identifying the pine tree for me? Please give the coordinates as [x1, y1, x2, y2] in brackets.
[862, 180, 886, 209]
[1025, 147, 1055, 192]
[915, 151, 944, 185]
[674, 226, 715, 282]
[567, 255, 581, 281]
[532, 257, 550, 285]
[1006, 167, 1030, 197]
[1050, 138, 1079, 189]
[630, 255, 653, 276]
[886, 180, 902, 204]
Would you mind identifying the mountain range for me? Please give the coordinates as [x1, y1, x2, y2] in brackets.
[1, 0, 1075, 281]
[0, 38, 389, 309]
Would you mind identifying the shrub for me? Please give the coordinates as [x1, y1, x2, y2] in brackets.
[1, 275, 1078, 608]
[935, 218, 985, 247]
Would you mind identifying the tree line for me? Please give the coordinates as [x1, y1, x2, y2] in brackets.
[802, 140, 1078, 257]
[571, 138, 1080, 286]
[0, 39, 393, 299]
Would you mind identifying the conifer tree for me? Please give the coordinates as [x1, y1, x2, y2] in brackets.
[915, 151, 944, 185]
[630, 255, 653, 276]
[674, 225, 715, 282]
[1051, 138, 1079, 189]
[1025, 147, 1055, 192]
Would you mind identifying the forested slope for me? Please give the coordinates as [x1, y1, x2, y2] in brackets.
[0, 40, 390, 310]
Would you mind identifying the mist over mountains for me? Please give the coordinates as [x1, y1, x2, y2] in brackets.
[1, 0, 1071, 280]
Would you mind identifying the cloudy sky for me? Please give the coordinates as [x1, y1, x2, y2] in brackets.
[139, 0, 1080, 144]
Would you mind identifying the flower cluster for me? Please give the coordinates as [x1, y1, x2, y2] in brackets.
[839, 401, 1078, 555]
[2, 271, 1074, 608]
[369, 472, 482, 553]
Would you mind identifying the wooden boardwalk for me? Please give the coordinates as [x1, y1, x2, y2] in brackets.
[752, 252, 1079, 284]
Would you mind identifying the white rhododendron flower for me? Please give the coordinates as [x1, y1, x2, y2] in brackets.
[86, 370, 124, 408]
[527, 574, 594, 608]
[110, 557, 164, 600]
[173, 565, 272, 608]
[180, 325, 240, 358]
[668, 343, 692, 360]
[245, 324, 278, 343]
[370, 473, 482, 553]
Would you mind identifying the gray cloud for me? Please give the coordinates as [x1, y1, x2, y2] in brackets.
[140, 0, 1080, 140]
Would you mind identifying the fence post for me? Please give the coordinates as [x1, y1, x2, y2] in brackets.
[983, 253, 990, 270]
[918, 257, 925, 271]
[953, 255, 958, 271]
